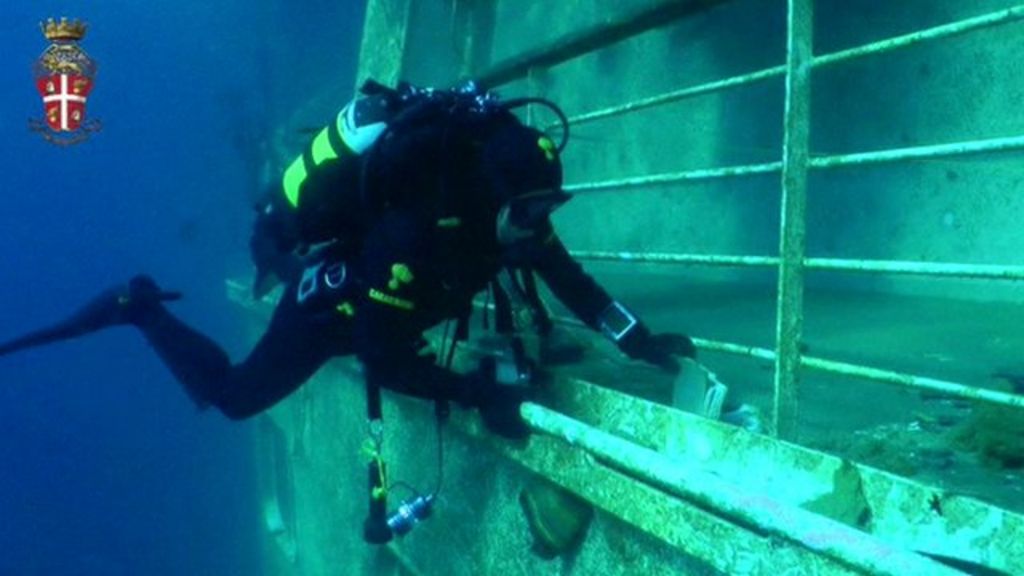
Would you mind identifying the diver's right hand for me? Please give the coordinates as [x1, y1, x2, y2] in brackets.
[618, 326, 697, 373]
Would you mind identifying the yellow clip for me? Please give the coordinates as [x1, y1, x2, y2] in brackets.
[436, 217, 461, 228]
[537, 136, 557, 162]
[387, 263, 414, 291]
[336, 301, 355, 317]
[360, 439, 376, 458]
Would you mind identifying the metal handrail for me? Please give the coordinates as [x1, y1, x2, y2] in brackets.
[696, 338, 1024, 410]
[559, 5, 1024, 129]
[521, 310, 1024, 411]
[568, 251, 1024, 281]
[564, 134, 1024, 193]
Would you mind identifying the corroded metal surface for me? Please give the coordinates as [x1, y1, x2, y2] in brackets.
[520, 403, 964, 576]
[355, 0, 413, 86]
[548, 377, 1024, 575]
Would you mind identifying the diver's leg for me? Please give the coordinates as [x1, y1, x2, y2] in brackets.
[138, 284, 343, 419]
[0, 276, 181, 357]
[210, 286, 343, 419]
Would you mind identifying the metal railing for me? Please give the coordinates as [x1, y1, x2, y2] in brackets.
[528, 3, 1024, 435]
[556, 5, 1024, 129]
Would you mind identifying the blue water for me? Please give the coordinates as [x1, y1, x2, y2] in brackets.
[0, 1, 363, 574]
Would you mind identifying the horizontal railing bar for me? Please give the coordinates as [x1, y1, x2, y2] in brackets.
[571, 251, 779, 267]
[804, 257, 1024, 280]
[801, 355, 1024, 409]
[504, 316, 1024, 411]
[463, 302, 1024, 411]
[562, 161, 781, 193]
[564, 134, 1024, 192]
[809, 135, 1024, 169]
[565, 65, 786, 127]
[569, 251, 1024, 280]
[561, 5, 1024, 129]
[814, 5, 1024, 69]
[694, 338, 1024, 410]
[468, 302, 1024, 411]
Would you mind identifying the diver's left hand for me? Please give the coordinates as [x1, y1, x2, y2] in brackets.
[619, 328, 696, 373]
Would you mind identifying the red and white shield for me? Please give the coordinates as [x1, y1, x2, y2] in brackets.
[36, 74, 93, 132]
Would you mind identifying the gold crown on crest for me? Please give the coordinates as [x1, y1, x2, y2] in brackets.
[41, 17, 88, 41]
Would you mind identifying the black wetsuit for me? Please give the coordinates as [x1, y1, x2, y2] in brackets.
[153, 220, 615, 420]
[137, 124, 617, 421]
[0, 96, 692, 428]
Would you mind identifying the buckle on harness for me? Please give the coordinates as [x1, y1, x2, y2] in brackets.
[296, 262, 348, 304]
[325, 263, 347, 288]
[297, 263, 323, 304]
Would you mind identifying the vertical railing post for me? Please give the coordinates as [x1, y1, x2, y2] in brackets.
[354, 0, 414, 87]
[773, 0, 814, 439]
[452, 0, 497, 79]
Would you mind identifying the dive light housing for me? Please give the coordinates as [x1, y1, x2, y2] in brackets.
[387, 494, 436, 537]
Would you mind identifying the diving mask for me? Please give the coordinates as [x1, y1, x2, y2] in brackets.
[496, 189, 571, 245]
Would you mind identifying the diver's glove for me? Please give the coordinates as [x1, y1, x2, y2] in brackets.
[617, 324, 697, 373]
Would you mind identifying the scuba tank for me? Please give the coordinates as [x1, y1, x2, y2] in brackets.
[267, 79, 569, 251]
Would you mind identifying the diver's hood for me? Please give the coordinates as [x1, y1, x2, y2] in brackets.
[480, 121, 566, 208]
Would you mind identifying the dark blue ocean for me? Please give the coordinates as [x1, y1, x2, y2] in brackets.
[0, 1, 363, 574]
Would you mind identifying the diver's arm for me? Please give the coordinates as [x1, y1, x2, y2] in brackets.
[0, 274, 337, 419]
[528, 228, 614, 329]
[530, 228, 696, 371]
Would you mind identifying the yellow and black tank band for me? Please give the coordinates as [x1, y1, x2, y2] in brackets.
[282, 108, 353, 208]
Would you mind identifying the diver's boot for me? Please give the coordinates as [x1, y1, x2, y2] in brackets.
[108, 276, 229, 409]
[118, 275, 183, 325]
[0, 275, 180, 357]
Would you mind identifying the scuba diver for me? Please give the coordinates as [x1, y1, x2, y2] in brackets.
[0, 79, 696, 546]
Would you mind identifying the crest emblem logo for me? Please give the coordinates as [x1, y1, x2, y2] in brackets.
[30, 17, 101, 146]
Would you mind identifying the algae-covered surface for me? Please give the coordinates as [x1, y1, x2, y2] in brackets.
[562, 264, 1024, 514]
